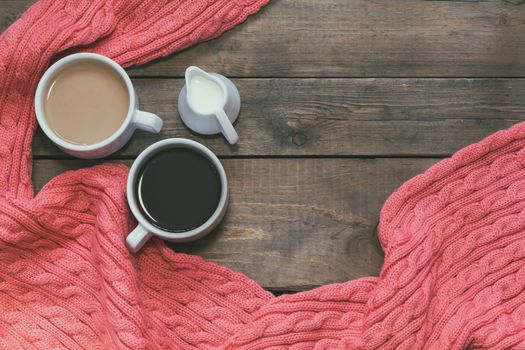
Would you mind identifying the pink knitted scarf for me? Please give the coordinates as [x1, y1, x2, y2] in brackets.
[1, 1, 524, 349]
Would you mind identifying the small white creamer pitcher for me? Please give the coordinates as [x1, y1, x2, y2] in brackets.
[178, 66, 240, 144]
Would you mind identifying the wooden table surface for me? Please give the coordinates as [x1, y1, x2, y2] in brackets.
[2, 0, 525, 294]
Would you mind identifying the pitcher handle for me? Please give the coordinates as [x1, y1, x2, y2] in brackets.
[215, 109, 239, 144]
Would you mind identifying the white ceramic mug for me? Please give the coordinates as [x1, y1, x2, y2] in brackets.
[126, 138, 229, 253]
[35, 53, 163, 159]
[178, 66, 240, 144]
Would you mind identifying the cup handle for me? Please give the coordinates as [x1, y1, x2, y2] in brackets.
[126, 225, 153, 253]
[215, 109, 239, 144]
[132, 111, 163, 133]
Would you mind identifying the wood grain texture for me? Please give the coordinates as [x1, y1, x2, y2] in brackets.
[2, 1, 525, 77]
[32, 78, 525, 157]
[129, 0, 525, 77]
[0, 0, 30, 32]
[32, 158, 438, 290]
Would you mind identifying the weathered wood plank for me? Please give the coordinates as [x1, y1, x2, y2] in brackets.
[2, 1, 525, 77]
[32, 158, 438, 290]
[126, 0, 525, 77]
[32, 78, 525, 157]
[0, 1, 29, 32]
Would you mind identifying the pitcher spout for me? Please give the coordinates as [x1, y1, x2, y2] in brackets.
[185, 66, 213, 102]
[184, 66, 227, 116]
[185, 66, 210, 85]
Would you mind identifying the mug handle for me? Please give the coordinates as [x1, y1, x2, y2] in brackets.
[126, 225, 153, 253]
[215, 110, 239, 144]
[132, 111, 163, 133]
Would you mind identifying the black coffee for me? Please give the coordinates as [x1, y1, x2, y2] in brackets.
[136, 147, 222, 232]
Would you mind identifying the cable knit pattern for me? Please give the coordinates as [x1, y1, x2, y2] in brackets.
[2, 0, 525, 349]
[0, 1, 274, 349]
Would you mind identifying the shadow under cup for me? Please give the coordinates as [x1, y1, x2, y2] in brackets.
[126, 139, 229, 252]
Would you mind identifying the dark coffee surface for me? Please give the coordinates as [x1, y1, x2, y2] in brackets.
[136, 147, 222, 232]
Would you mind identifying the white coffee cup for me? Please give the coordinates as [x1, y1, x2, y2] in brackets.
[35, 53, 163, 159]
[125, 138, 229, 253]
